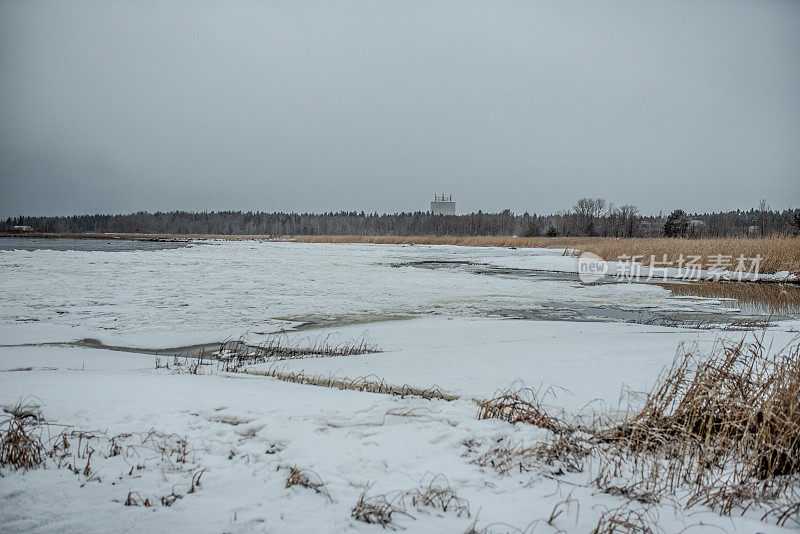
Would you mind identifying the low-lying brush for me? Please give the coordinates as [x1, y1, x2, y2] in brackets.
[0, 401, 45, 470]
[472, 433, 589, 476]
[603, 336, 799, 474]
[246, 367, 459, 401]
[285, 465, 332, 501]
[408, 474, 470, 517]
[475, 337, 800, 526]
[477, 385, 566, 432]
[351, 485, 409, 527]
[351, 476, 471, 528]
[574, 236, 800, 277]
[657, 280, 800, 315]
[214, 333, 379, 372]
[598, 335, 800, 522]
[591, 502, 662, 534]
[2, 404, 205, 510]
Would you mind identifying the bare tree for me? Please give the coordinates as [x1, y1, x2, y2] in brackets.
[757, 198, 770, 237]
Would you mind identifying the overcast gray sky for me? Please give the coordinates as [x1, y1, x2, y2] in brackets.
[1, 1, 798, 218]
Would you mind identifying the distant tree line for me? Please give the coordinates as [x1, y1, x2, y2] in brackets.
[4, 199, 799, 238]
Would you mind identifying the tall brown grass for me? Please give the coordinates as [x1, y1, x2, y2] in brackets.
[290, 235, 800, 275]
[0, 401, 45, 470]
[471, 338, 800, 525]
[658, 281, 800, 314]
[574, 236, 800, 276]
[599, 336, 800, 522]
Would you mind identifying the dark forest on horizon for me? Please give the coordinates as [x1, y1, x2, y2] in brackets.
[5, 199, 800, 239]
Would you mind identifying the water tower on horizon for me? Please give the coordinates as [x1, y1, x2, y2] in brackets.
[430, 194, 456, 215]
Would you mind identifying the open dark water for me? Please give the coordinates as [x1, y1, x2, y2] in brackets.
[0, 237, 193, 252]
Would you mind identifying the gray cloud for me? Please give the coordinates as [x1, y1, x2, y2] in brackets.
[1, 0, 799, 217]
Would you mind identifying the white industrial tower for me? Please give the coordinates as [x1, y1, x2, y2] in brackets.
[430, 194, 456, 215]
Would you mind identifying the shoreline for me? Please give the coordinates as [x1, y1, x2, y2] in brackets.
[2, 232, 798, 275]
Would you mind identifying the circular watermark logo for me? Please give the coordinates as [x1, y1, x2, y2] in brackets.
[577, 252, 609, 283]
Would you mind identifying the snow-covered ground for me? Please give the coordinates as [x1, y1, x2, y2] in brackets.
[1, 240, 798, 532]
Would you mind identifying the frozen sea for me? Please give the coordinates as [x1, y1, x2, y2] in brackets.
[1, 239, 798, 533]
[0, 238, 778, 348]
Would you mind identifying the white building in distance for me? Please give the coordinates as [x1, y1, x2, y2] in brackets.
[430, 194, 455, 215]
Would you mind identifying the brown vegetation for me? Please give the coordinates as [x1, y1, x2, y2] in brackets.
[214, 333, 379, 372]
[574, 236, 800, 276]
[285, 465, 332, 501]
[658, 280, 800, 314]
[472, 434, 590, 476]
[599, 336, 800, 518]
[477, 385, 566, 432]
[0, 405, 205, 509]
[591, 502, 661, 534]
[351, 476, 470, 528]
[243, 367, 459, 401]
[0, 401, 45, 470]
[351, 485, 409, 527]
[471, 337, 800, 526]
[7, 231, 797, 273]
[408, 474, 470, 517]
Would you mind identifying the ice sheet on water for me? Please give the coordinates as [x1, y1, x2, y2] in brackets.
[0, 241, 771, 347]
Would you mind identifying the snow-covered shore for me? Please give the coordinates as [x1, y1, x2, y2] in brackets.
[1, 240, 798, 532]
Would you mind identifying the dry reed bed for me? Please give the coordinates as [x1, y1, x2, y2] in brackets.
[285, 465, 332, 501]
[598, 336, 800, 523]
[473, 337, 800, 526]
[575, 236, 800, 276]
[243, 367, 460, 401]
[0, 401, 44, 470]
[472, 434, 591, 477]
[290, 235, 800, 275]
[1, 403, 204, 508]
[351, 475, 470, 527]
[154, 333, 379, 374]
[156, 335, 458, 400]
[477, 385, 566, 433]
[202, 334, 458, 400]
[657, 280, 800, 314]
[164, 330, 798, 525]
[213, 333, 379, 373]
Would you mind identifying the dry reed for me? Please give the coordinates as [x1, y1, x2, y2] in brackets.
[408, 474, 470, 517]
[574, 236, 800, 276]
[0, 401, 45, 470]
[599, 336, 800, 519]
[351, 475, 470, 527]
[285, 465, 332, 501]
[351, 485, 409, 527]
[657, 280, 800, 315]
[244, 367, 459, 401]
[471, 431, 590, 477]
[477, 385, 566, 432]
[214, 333, 379, 372]
[471, 338, 800, 525]
[591, 502, 661, 534]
